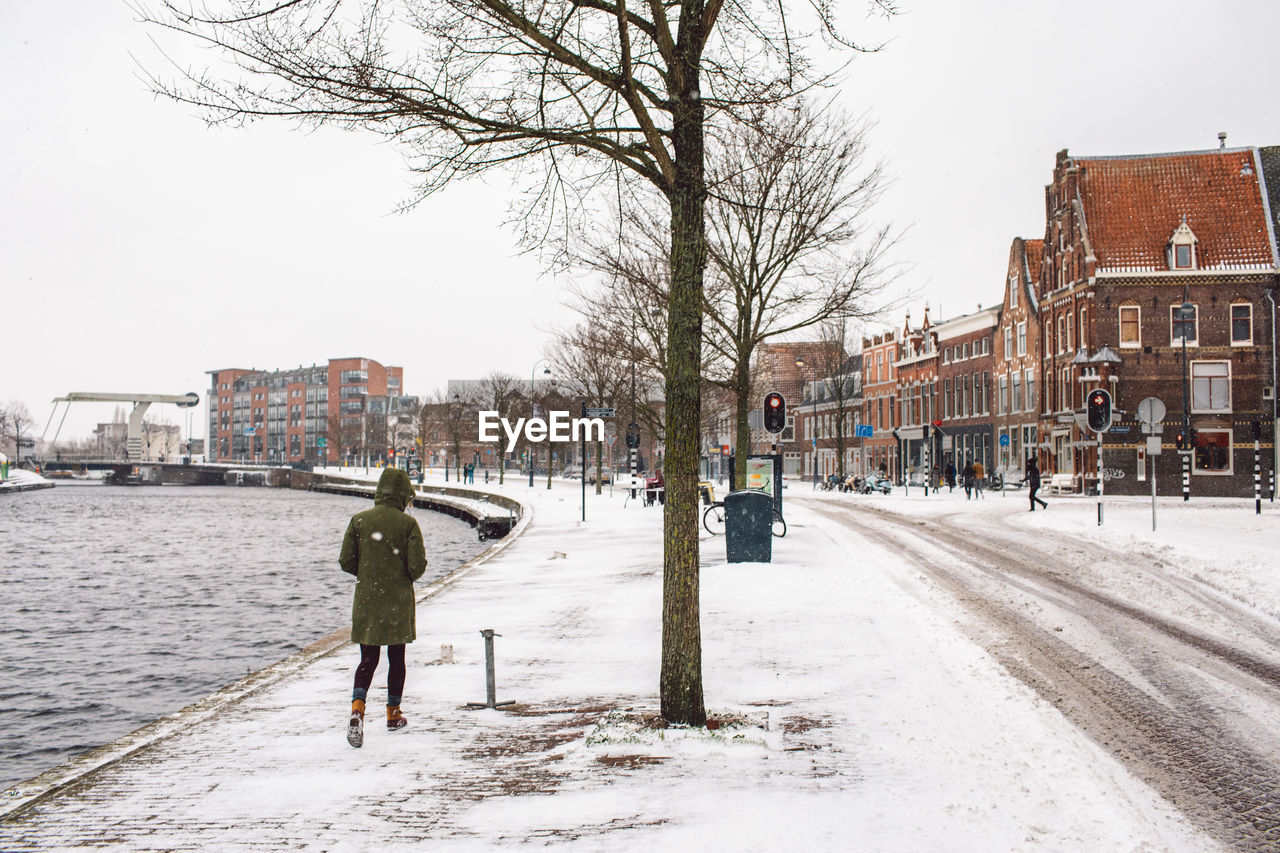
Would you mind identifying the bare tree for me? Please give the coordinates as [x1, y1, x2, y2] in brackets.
[474, 373, 522, 484]
[1, 401, 37, 466]
[575, 105, 897, 486]
[136, 0, 899, 724]
[809, 318, 860, 481]
[552, 322, 627, 493]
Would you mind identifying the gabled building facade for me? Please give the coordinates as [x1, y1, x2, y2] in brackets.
[893, 308, 940, 485]
[1036, 147, 1278, 497]
[993, 238, 1043, 479]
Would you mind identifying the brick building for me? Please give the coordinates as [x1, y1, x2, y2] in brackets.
[934, 305, 999, 474]
[992, 237, 1044, 479]
[893, 308, 940, 485]
[860, 331, 900, 480]
[1035, 146, 1278, 497]
[208, 357, 411, 466]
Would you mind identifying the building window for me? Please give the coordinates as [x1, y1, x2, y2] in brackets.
[1231, 303, 1253, 345]
[1057, 316, 1066, 354]
[999, 375, 1008, 414]
[1171, 304, 1198, 347]
[1174, 244, 1192, 269]
[1191, 361, 1230, 412]
[1193, 429, 1232, 474]
[1003, 327, 1013, 358]
[1016, 321, 1026, 356]
[962, 342, 969, 360]
[1009, 275, 1019, 309]
[1012, 374, 1023, 412]
[1025, 369, 1036, 413]
[1078, 307, 1088, 350]
[1066, 313, 1074, 351]
[1119, 305, 1141, 347]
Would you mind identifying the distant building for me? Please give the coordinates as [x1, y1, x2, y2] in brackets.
[207, 358, 414, 465]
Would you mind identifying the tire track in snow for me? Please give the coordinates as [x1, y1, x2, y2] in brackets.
[808, 501, 1280, 850]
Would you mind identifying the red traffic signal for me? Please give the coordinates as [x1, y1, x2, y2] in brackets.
[763, 391, 786, 433]
[1174, 431, 1185, 450]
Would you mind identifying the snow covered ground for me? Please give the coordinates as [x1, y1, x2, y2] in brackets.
[5, 470, 1276, 849]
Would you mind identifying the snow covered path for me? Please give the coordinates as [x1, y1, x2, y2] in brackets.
[805, 492, 1280, 848]
[3, 475, 1254, 850]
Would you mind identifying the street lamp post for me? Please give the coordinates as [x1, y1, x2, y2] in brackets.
[530, 360, 551, 487]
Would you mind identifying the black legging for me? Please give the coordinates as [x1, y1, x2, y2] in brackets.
[354, 644, 406, 702]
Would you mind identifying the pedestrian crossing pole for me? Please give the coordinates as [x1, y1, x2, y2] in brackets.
[1097, 431, 1104, 526]
[1182, 450, 1190, 502]
[1255, 439, 1262, 515]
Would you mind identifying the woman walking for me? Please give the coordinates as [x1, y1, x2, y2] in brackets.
[1026, 456, 1048, 512]
[340, 467, 428, 748]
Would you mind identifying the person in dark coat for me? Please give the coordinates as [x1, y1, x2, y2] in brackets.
[962, 458, 975, 500]
[944, 460, 957, 493]
[340, 467, 428, 747]
[1026, 456, 1048, 511]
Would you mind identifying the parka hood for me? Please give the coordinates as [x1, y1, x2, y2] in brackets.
[374, 467, 416, 509]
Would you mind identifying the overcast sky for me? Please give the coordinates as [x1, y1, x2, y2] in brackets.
[4, 1, 1279, 442]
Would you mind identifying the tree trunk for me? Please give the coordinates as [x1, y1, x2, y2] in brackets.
[660, 24, 708, 727]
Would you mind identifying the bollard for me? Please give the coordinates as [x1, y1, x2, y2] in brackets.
[465, 628, 516, 710]
[1255, 441, 1262, 515]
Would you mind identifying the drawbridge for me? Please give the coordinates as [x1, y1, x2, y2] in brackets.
[44, 391, 200, 461]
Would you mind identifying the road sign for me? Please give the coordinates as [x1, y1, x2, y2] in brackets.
[1136, 397, 1166, 426]
[604, 422, 617, 439]
[243, 426, 256, 435]
[316, 436, 327, 447]
[585, 407, 615, 418]
[999, 434, 1010, 446]
[178, 392, 200, 408]
[855, 424, 873, 438]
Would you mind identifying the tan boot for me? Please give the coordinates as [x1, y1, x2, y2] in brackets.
[347, 699, 365, 748]
[386, 704, 408, 732]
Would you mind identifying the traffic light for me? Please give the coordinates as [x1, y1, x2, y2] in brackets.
[1188, 428, 1197, 449]
[763, 391, 786, 433]
[1086, 389, 1112, 432]
[1174, 431, 1185, 450]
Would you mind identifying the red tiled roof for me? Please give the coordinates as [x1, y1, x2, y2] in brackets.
[1023, 239, 1043, 278]
[1075, 149, 1273, 272]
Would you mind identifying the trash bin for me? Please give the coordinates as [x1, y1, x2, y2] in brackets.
[724, 489, 772, 564]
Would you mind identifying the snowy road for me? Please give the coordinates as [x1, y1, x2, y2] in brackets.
[803, 495, 1280, 850]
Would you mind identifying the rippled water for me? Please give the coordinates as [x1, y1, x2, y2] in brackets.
[0, 485, 482, 790]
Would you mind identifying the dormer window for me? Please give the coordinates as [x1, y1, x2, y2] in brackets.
[1167, 219, 1198, 270]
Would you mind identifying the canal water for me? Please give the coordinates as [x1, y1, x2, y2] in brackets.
[0, 485, 484, 790]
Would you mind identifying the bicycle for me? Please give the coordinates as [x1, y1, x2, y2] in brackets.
[701, 501, 787, 538]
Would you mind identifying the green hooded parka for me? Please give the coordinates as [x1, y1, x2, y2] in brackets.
[339, 468, 428, 645]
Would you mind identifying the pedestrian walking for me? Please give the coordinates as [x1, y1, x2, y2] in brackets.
[1026, 456, 1048, 512]
[340, 467, 428, 748]
[945, 460, 957, 493]
[962, 458, 975, 500]
[973, 459, 986, 499]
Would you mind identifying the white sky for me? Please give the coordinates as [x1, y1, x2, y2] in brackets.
[4, 0, 1279, 442]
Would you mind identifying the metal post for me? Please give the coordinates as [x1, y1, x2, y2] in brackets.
[1182, 450, 1190, 502]
[1256, 440, 1262, 515]
[581, 400, 587, 522]
[465, 628, 515, 710]
[1150, 445, 1157, 532]
[1097, 431, 1104, 526]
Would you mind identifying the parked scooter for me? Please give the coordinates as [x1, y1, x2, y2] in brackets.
[859, 472, 892, 495]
